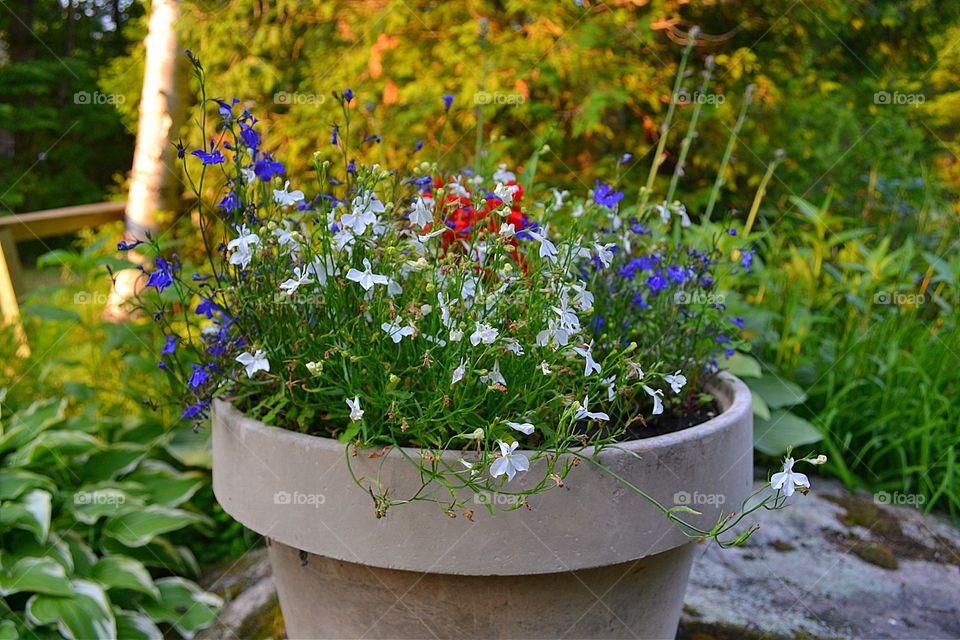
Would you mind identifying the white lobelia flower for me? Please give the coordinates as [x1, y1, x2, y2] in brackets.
[575, 395, 609, 422]
[346, 396, 364, 422]
[492, 164, 516, 183]
[499, 222, 516, 239]
[346, 258, 390, 291]
[452, 359, 467, 384]
[342, 192, 386, 235]
[480, 360, 506, 387]
[602, 375, 617, 402]
[381, 318, 414, 343]
[504, 338, 524, 356]
[571, 284, 594, 311]
[771, 457, 810, 497]
[236, 350, 269, 378]
[273, 181, 305, 208]
[494, 182, 518, 206]
[676, 203, 691, 227]
[626, 361, 645, 380]
[656, 201, 671, 225]
[279, 265, 314, 295]
[308, 255, 339, 285]
[387, 279, 403, 298]
[573, 341, 602, 377]
[333, 228, 356, 252]
[227, 225, 261, 269]
[490, 440, 529, 482]
[527, 229, 558, 262]
[643, 385, 664, 415]
[470, 322, 499, 346]
[506, 421, 535, 435]
[241, 166, 257, 185]
[550, 188, 568, 209]
[446, 176, 470, 198]
[409, 195, 434, 229]
[594, 243, 616, 269]
[664, 370, 687, 394]
[272, 221, 301, 252]
[539, 361, 552, 375]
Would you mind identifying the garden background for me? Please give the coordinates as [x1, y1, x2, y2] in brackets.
[0, 1, 958, 637]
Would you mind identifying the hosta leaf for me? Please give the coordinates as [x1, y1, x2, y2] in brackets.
[746, 376, 808, 409]
[67, 486, 144, 525]
[126, 467, 205, 507]
[78, 445, 146, 483]
[752, 392, 771, 421]
[114, 611, 162, 640]
[723, 352, 762, 378]
[139, 577, 222, 639]
[0, 471, 55, 501]
[0, 557, 73, 597]
[102, 507, 208, 548]
[164, 428, 211, 469]
[1, 533, 74, 574]
[6, 431, 102, 467]
[0, 619, 17, 640]
[0, 399, 67, 455]
[754, 409, 824, 456]
[0, 490, 52, 542]
[26, 580, 116, 640]
[90, 556, 159, 599]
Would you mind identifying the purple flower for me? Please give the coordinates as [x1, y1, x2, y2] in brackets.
[188, 364, 209, 389]
[727, 228, 738, 236]
[342, 89, 354, 103]
[412, 175, 432, 192]
[214, 98, 239, 121]
[196, 296, 219, 319]
[667, 264, 687, 285]
[730, 316, 745, 330]
[619, 153, 632, 164]
[331, 125, 339, 146]
[182, 400, 210, 420]
[740, 248, 756, 273]
[593, 181, 625, 210]
[646, 270, 669, 294]
[346, 159, 356, 175]
[218, 191, 239, 212]
[443, 94, 454, 112]
[117, 239, 142, 251]
[191, 141, 225, 165]
[240, 123, 260, 150]
[414, 140, 424, 152]
[161, 335, 178, 355]
[631, 293, 648, 308]
[145, 258, 174, 292]
[254, 155, 285, 181]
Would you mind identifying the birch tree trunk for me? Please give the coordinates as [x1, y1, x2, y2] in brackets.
[105, 0, 184, 322]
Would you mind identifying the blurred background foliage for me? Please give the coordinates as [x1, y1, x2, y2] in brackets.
[0, 0, 958, 568]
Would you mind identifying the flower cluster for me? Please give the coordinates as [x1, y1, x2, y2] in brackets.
[135, 89, 705, 515]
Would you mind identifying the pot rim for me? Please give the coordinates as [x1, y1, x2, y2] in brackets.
[212, 371, 750, 458]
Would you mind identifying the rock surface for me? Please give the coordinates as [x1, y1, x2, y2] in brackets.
[200, 479, 960, 639]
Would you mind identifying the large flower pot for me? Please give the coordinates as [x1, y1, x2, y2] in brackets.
[212, 373, 753, 639]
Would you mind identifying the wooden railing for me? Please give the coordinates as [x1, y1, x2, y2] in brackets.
[0, 201, 127, 329]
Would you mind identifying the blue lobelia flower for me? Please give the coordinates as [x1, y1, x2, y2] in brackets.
[254, 154, 285, 181]
[182, 399, 210, 420]
[667, 264, 687, 285]
[117, 239, 142, 251]
[331, 125, 339, 146]
[161, 335, 178, 355]
[188, 364, 209, 389]
[740, 248, 757, 273]
[342, 88, 354, 103]
[196, 296, 219, 319]
[218, 191, 239, 212]
[646, 270, 669, 294]
[191, 141, 225, 165]
[593, 180, 625, 209]
[146, 258, 175, 292]
[239, 123, 260, 151]
[443, 94, 454, 112]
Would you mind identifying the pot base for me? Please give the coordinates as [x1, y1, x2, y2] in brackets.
[268, 539, 695, 639]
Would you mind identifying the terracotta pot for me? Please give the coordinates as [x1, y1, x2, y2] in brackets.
[212, 373, 753, 639]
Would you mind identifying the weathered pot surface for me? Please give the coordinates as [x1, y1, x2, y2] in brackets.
[212, 372, 753, 576]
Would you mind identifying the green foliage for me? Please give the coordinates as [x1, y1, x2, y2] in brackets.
[0, 395, 221, 639]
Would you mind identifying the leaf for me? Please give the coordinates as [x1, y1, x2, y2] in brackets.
[0, 620, 17, 640]
[723, 352, 762, 378]
[26, 580, 116, 640]
[752, 392, 771, 421]
[754, 409, 823, 456]
[0, 398, 67, 455]
[102, 507, 208, 548]
[114, 611, 163, 640]
[0, 471, 56, 501]
[0, 490, 52, 542]
[6, 430, 102, 467]
[746, 376, 808, 409]
[0, 557, 73, 597]
[164, 428, 211, 469]
[78, 445, 146, 483]
[90, 556, 159, 599]
[139, 577, 222, 639]
[126, 466, 206, 507]
[67, 486, 144, 525]
[20, 303, 82, 324]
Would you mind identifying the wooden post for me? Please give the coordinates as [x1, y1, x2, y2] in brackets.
[0, 228, 29, 356]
